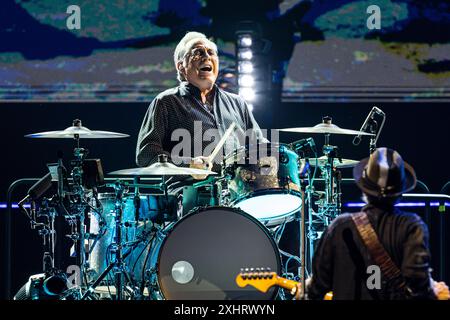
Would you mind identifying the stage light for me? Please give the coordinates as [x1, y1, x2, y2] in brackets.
[238, 35, 252, 47]
[238, 61, 253, 74]
[240, 88, 255, 101]
[238, 49, 253, 60]
[239, 75, 254, 87]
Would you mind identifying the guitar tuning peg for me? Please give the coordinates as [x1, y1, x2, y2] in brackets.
[266, 267, 271, 271]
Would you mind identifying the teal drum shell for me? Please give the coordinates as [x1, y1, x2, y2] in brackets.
[223, 143, 302, 226]
[87, 193, 178, 283]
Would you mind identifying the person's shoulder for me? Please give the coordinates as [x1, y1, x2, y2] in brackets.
[395, 210, 427, 227]
[326, 212, 354, 232]
[147, 86, 181, 109]
[154, 86, 180, 100]
[333, 212, 354, 223]
[217, 87, 244, 103]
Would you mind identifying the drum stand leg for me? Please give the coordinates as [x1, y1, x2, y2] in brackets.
[80, 247, 137, 300]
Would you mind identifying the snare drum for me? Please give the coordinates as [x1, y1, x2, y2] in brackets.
[223, 143, 302, 226]
[146, 206, 281, 300]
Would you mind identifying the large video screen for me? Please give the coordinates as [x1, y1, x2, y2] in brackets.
[281, 0, 450, 102]
[1, 0, 449, 102]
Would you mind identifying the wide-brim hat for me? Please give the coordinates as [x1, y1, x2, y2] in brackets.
[353, 147, 417, 198]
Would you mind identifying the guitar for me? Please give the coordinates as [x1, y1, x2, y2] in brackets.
[235, 269, 333, 300]
[236, 270, 450, 301]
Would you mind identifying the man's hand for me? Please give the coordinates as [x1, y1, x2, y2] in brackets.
[433, 280, 450, 300]
[190, 156, 212, 180]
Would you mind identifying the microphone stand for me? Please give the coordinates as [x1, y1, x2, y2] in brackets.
[299, 188, 306, 300]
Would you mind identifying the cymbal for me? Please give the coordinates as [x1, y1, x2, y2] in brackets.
[306, 156, 359, 169]
[109, 161, 217, 176]
[278, 123, 374, 136]
[25, 119, 129, 139]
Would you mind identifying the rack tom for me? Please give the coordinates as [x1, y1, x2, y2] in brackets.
[223, 143, 302, 226]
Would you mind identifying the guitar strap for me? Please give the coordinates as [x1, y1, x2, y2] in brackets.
[351, 211, 412, 297]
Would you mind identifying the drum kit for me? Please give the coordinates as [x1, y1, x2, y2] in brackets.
[16, 116, 375, 300]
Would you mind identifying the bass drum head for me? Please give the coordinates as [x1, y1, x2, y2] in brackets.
[157, 206, 280, 300]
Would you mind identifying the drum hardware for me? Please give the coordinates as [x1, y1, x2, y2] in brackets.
[280, 116, 375, 277]
[81, 181, 138, 300]
[22, 120, 130, 299]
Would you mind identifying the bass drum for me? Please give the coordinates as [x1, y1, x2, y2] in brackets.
[148, 206, 281, 300]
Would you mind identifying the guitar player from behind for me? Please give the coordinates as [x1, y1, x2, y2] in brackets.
[302, 148, 449, 300]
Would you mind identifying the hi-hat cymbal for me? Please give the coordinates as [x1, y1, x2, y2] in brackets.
[109, 161, 217, 176]
[306, 156, 359, 169]
[25, 119, 129, 139]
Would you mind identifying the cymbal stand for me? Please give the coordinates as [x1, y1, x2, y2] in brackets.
[303, 160, 316, 273]
[297, 188, 307, 299]
[319, 134, 342, 222]
[68, 132, 90, 287]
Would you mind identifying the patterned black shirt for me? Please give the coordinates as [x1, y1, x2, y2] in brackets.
[136, 81, 265, 167]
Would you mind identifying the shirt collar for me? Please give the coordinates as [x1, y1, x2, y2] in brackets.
[179, 81, 219, 99]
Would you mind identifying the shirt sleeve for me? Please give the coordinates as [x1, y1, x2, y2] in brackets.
[307, 225, 335, 300]
[136, 97, 170, 167]
[401, 216, 436, 299]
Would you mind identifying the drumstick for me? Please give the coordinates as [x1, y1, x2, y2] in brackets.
[206, 122, 237, 164]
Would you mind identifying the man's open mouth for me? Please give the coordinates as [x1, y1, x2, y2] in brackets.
[199, 65, 212, 72]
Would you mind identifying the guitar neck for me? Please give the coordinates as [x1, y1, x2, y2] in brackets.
[275, 276, 300, 292]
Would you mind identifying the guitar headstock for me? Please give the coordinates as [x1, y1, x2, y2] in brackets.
[235, 267, 278, 293]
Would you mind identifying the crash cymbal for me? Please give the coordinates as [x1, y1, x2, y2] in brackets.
[25, 119, 129, 139]
[306, 156, 359, 169]
[109, 159, 217, 176]
[278, 116, 374, 136]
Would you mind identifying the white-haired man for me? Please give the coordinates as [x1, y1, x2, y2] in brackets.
[136, 32, 265, 170]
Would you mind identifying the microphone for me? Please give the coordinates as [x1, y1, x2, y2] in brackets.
[352, 106, 384, 146]
[290, 138, 315, 151]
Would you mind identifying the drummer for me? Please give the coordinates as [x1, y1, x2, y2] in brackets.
[136, 31, 266, 175]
